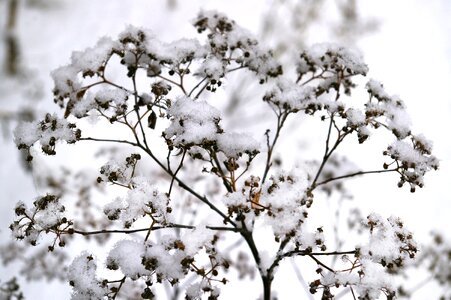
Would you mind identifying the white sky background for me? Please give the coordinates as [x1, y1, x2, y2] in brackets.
[357, 0, 451, 237]
[0, 0, 450, 299]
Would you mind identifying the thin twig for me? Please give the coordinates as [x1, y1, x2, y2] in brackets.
[168, 150, 187, 196]
[158, 74, 187, 95]
[308, 255, 335, 273]
[131, 59, 151, 150]
[350, 286, 357, 300]
[315, 168, 399, 187]
[111, 276, 126, 300]
[68, 224, 240, 236]
[79, 137, 138, 147]
[188, 77, 208, 97]
[210, 148, 233, 193]
[262, 111, 289, 184]
[281, 249, 356, 259]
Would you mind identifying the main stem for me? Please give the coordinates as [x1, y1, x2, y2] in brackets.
[262, 275, 272, 300]
[240, 223, 274, 300]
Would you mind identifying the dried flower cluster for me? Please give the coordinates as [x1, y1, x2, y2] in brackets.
[6, 11, 442, 300]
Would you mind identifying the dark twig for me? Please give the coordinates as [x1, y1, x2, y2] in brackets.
[315, 168, 399, 187]
[68, 224, 240, 236]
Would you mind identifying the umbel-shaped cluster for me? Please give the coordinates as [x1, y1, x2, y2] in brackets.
[311, 214, 418, 300]
[11, 194, 69, 249]
[9, 10, 439, 300]
[14, 113, 80, 160]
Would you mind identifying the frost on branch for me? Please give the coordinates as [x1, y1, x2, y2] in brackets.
[365, 79, 411, 139]
[185, 281, 221, 300]
[141, 229, 221, 284]
[216, 132, 261, 160]
[103, 177, 172, 228]
[193, 10, 282, 83]
[104, 229, 223, 297]
[10, 195, 68, 247]
[384, 136, 439, 192]
[311, 214, 417, 300]
[141, 236, 189, 284]
[49, 11, 283, 127]
[263, 79, 317, 113]
[70, 37, 119, 78]
[67, 252, 107, 300]
[97, 153, 141, 186]
[259, 171, 313, 243]
[297, 43, 368, 77]
[71, 88, 129, 119]
[107, 240, 149, 280]
[284, 43, 439, 191]
[360, 214, 417, 270]
[361, 80, 438, 190]
[297, 43, 368, 96]
[14, 113, 80, 160]
[164, 96, 222, 148]
[164, 96, 260, 163]
[180, 226, 225, 300]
